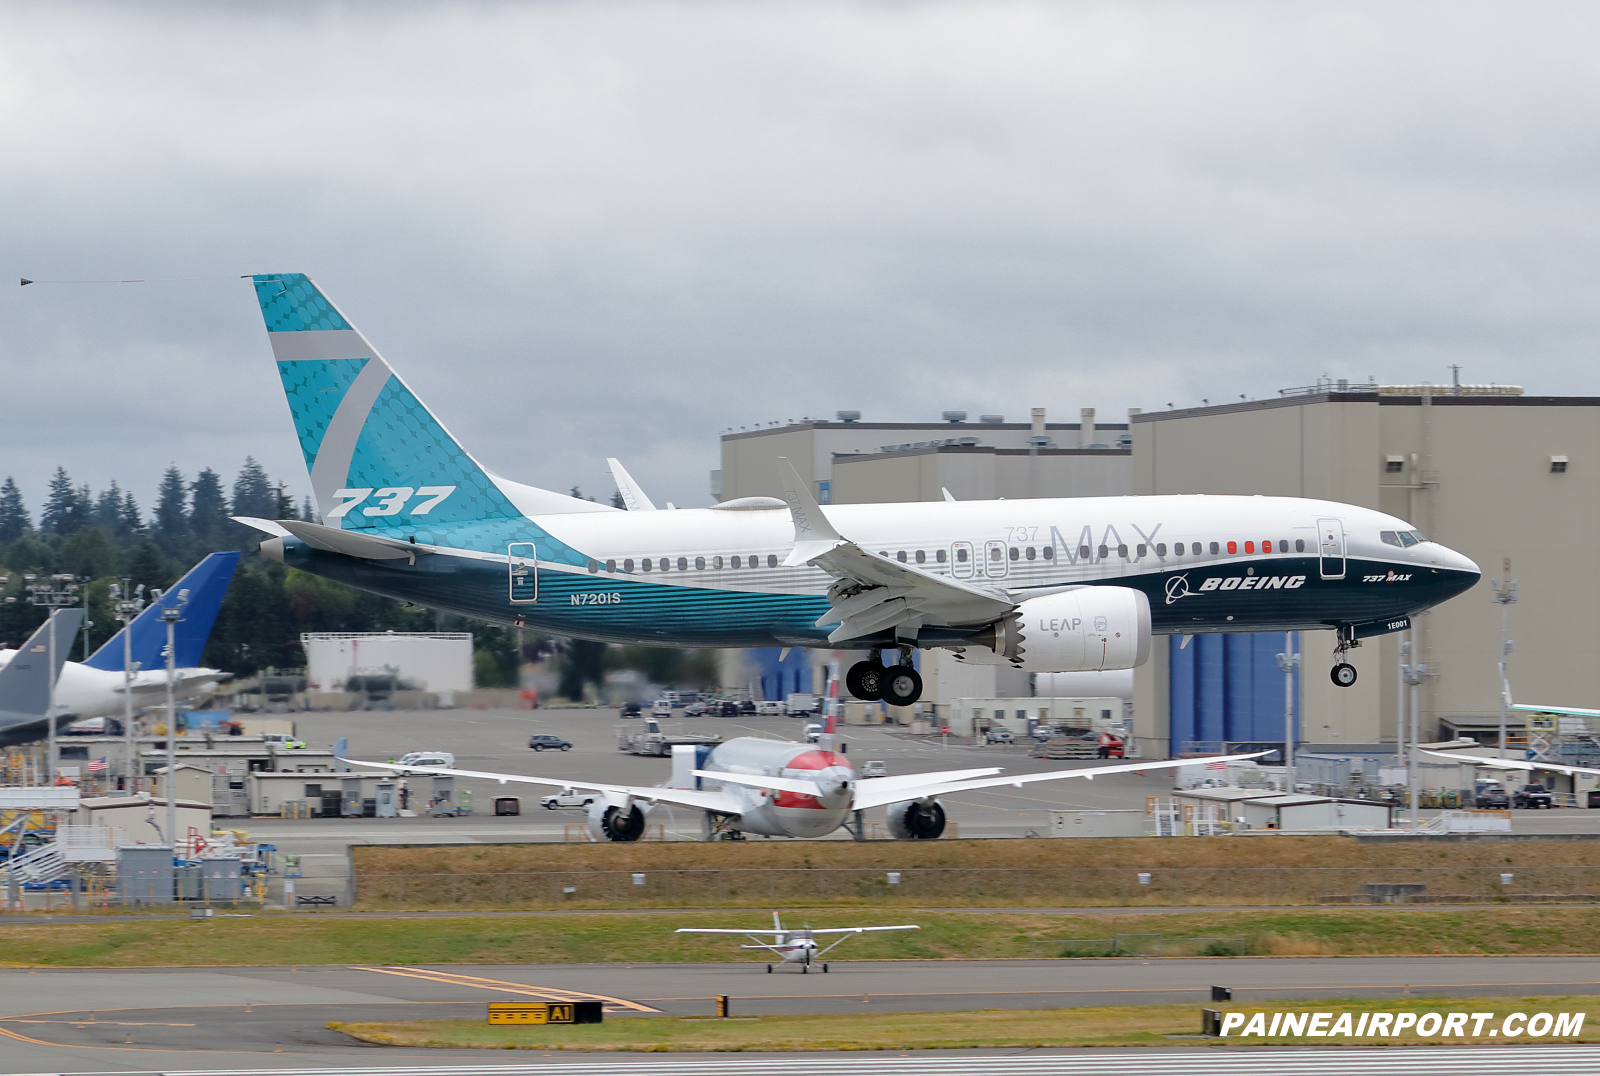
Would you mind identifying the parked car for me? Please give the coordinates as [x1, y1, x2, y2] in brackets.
[719, 701, 740, 717]
[1476, 786, 1510, 809]
[540, 787, 597, 810]
[528, 734, 572, 752]
[620, 702, 643, 718]
[684, 702, 709, 716]
[804, 722, 823, 743]
[985, 728, 1014, 745]
[755, 701, 785, 716]
[1514, 783, 1554, 809]
[738, 700, 757, 714]
[859, 760, 888, 778]
[393, 750, 454, 773]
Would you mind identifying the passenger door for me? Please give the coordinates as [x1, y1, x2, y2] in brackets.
[1316, 518, 1345, 580]
[508, 542, 539, 603]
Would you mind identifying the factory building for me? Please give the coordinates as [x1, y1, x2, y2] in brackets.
[1130, 381, 1593, 760]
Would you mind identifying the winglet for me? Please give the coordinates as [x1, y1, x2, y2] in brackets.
[777, 457, 843, 566]
[606, 458, 658, 512]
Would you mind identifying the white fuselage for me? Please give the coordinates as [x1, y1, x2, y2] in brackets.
[0, 650, 227, 719]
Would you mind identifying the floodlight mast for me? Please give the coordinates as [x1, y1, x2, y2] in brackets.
[26, 574, 82, 782]
[1275, 638, 1300, 794]
[1401, 632, 1427, 830]
[1490, 558, 1517, 759]
[155, 589, 188, 853]
[109, 581, 146, 788]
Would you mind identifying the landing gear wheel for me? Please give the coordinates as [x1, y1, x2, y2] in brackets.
[766, 965, 772, 973]
[881, 665, 923, 707]
[846, 660, 884, 701]
[822, 963, 829, 973]
[1330, 662, 1358, 688]
[802, 965, 809, 974]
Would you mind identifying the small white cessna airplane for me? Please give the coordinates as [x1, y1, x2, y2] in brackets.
[676, 911, 919, 973]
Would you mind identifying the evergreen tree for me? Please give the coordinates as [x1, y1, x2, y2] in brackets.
[189, 468, 229, 552]
[118, 491, 143, 536]
[610, 490, 626, 509]
[125, 537, 173, 594]
[230, 457, 276, 519]
[0, 478, 29, 542]
[153, 466, 189, 554]
[300, 495, 317, 523]
[41, 467, 86, 536]
[95, 482, 123, 532]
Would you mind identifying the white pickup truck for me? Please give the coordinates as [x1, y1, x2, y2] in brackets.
[540, 787, 598, 810]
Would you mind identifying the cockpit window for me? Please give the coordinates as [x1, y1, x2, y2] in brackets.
[1380, 531, 1402, 547]
[1408, 529, 1427, 544]
[1396, 531, 1417, 547]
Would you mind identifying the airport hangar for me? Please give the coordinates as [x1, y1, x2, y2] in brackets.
[714, 383, 1599, 769]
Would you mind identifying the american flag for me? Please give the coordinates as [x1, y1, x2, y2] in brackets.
[87, 757, 107, 773]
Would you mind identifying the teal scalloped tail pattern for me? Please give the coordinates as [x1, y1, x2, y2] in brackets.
[276, 358, 369, 473]
[252, 273, 353, 332]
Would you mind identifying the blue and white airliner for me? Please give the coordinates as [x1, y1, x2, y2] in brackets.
[234, 273, 1480, 708]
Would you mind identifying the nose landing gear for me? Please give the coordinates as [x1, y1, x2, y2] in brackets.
[846, 647, 924, 706]
[1330, 625, 1360, 688]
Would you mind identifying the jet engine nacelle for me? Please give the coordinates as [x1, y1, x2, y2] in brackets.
[885, 799, 946, 840]
[961, 586, 1151, 672]
[587, 799, 647, 842]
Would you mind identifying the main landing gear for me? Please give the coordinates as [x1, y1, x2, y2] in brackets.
[1330, 625, 1360, 688]
[846, 648, 923, 706]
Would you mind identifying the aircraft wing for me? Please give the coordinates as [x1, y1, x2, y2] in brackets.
[1419, 749, 1600, 778]
[674, 928, 789, 935]
[344, 758, 746, 814]
[855, 768, 1002, 794]
[776, 458, 1013, 642]
[850, 752, 1268, 812]
[692, 771, 821, 796]
[804, 925, 920, 935]
[1512, 703, 1600, 718]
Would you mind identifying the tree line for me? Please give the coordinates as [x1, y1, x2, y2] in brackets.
[0, 464, 716, 695]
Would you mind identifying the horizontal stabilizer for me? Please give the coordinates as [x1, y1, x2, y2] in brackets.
[235, 517, 431, 561]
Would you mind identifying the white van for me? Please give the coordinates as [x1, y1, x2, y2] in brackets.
[394, 751, 455, 773]
[652, 699, 674, 717]
[755, 701, 785, 716]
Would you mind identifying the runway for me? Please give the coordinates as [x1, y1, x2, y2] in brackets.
[3, 957, 1600, 1072]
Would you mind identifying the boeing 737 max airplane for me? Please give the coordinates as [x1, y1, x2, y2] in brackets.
[234, 273, 1480, 708]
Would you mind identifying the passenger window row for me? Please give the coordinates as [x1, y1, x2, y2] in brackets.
[588, 554, 782, 574]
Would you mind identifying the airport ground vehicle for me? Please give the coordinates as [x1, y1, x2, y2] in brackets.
[1514, 783, 1553, 809]
[755, 701, 785, 716]
[541, 788, 597, 810]
[1476, 785, 1510, 809]
[804, 723, 823, 743]
[263, 733, 307, 750]
[528, 734, 572, 752]
[652, 700, 673, 718]
[393, 751, 453, 772]
[620, 702, 642, 718]
[859, 760, 888, 778]
[684, 702, 709, 716]
[786, 693, 817, 716]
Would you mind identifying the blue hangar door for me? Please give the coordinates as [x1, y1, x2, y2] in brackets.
[1168, 632, 1299, 757]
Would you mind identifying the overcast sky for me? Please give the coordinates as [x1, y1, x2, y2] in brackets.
[3, 1, 1597, 514]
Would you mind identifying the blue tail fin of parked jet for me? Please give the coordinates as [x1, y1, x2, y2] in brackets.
[82, 551, 240, 672]
[248, 273, 609, 539]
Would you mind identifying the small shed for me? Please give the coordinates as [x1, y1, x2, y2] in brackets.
[73, 793, 211, 845]
[152, 764, 216, 805]
[247, 771, 393, 816]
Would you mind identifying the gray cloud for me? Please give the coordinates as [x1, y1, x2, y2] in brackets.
[2, 1, 1597, 512]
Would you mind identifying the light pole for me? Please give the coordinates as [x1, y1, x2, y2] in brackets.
[1275, 637, 1300, 794]
[1401, 632, 1427, 829]
[156, 588, 188, 853]
[108, 581, 146, 789]
[1491, 558, 1517, 758]
[26, 574, 82, 782]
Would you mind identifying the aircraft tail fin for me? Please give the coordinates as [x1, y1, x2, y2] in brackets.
[83, 552, 240, 672]
[0, 609, 85, 718]
[248, 273, 613, 529]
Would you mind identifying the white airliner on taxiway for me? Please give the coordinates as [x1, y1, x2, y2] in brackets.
[676, 912, 920, 973]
